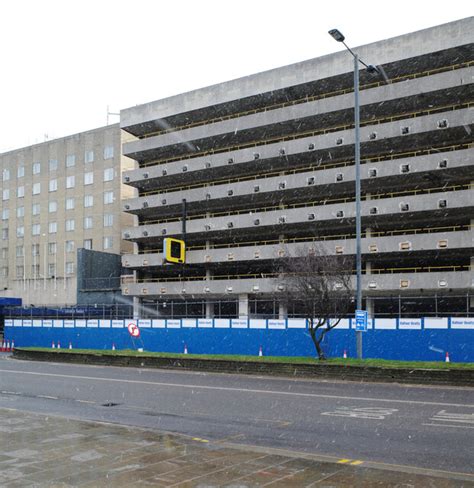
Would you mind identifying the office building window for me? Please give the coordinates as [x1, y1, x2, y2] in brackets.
[66, 261, 74, 274]
[84, 150, 94, 164]
[103, 236, 113, 250]
[32, 182, 41, 195]
[103, 146, 114, 159]
[16, 246, 24, 257]
[32, 162, 41, 175]
[48, 242, 57, 255]
[17, 226, 25, 238]
[84, 216, 93, 229]
[0, 267, 7, 278]
[49, 159, 58, 172]
[48, 263, 56, 277]
[32, 203, 40, 215]
[65, 219, 75, 232]
[1, 209, 8, 220]
[32, 224, 40, 236]
[48, 201, 57, 213]
[103, 214, 113, 227]
[66, 175, 75, 188]
[84, 172, 94, 185]
[2, 168, 10, 181]
[17, 186, 25, 198]
[16, 266, 24, 279]
[84, 195, 93, 207]
[83, 239, 92, 250]
[17, 166, 25, 178]
[48, 222, 57, 234]
[2, 189, 9, 201]
[1, 229, 8, 240]
[104, 191, 114, 204]
[103, 167, 114, 182]
[32, 244, 40, 256]
[32, 264, 40, 277]
[1, 247, 8, 258]
[66, 154, 75, 167]
[65, 240, 74, 253]
[17, 206, 24, 218]
[66, 197, 75, 210]
[49, 179, 58, 192]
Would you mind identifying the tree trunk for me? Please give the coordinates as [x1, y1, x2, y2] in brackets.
[309, 324, 326, 360]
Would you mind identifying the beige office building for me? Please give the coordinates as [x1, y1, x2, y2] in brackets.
[0, 124, 135, 306]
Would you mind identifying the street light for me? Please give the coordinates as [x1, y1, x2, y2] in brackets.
[329, 29, 380, 359]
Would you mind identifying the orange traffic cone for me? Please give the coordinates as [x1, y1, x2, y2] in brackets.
[1, 340, 5, 352]
[259, 346, 263, 357]
[445, 352, 450, 363]
[68, 342, 72, 350]
[343, 350, 347, 359]
[184, 344, 188, 354]
[57, 341, 61, 349]
[52, 341, 55, 349]
[6, 341, 10, 352]
[112, 343, 116, 351]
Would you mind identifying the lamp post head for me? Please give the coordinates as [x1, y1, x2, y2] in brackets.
[366, 64, 380, 74]
[328, 29, 345, 42]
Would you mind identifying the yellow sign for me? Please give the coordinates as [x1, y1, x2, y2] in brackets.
[163, 238, 185, 263]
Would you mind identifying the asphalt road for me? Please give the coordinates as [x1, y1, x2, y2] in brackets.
[0, 355, 472, 477]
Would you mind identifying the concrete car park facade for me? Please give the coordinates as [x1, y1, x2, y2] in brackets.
[120, 18, 474, 318]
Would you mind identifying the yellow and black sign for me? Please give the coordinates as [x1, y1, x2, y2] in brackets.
[163, 238, 185, 263]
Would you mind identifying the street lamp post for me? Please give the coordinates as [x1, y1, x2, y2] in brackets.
[329, 29, 380, 359]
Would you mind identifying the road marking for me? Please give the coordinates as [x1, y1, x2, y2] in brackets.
[351, 460, 364, 465]
[37, 395, 58, 400]
[422, 423, 474, 429]
[192, 437, 209, 443]
[0, 368, 472, 408]
[431, 410, 474, 424]
[337, 459, 351, 464]
[322, 407, 398, 420]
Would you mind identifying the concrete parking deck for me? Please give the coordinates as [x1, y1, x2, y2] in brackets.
[0, 408, 472, 487]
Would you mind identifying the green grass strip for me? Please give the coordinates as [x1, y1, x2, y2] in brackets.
[16, 347, 473, 370]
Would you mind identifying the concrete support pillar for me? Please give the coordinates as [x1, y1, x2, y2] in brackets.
[238, 293, 249, 318]
[133, 297, 140, 319]
[205, 300, 214, 319]
[366, 297, 375, 318]
[278, 301, 287, 319]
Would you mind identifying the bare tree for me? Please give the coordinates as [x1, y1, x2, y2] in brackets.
[277, 245, 353, 359]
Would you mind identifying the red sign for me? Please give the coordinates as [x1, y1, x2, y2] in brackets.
[127, 322, 140, 338]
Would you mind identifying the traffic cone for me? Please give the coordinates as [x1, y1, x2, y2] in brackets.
[68, 342, 72, 350]
[6, 341, 10, 352]
[343, 350, 347, 359]
[52, 341, 55, 349]
[112, 343, 116, 351]
[259, 346, 263, 357]
[57, 341, 61, 349]
[445, 352, 450, 363]
[1, 340, 5, 352]
[184, 344, 188, 354]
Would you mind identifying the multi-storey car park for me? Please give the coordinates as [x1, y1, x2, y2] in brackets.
[120, 18, 474, 319]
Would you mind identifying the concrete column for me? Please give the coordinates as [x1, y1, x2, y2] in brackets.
[133, 297, 140, 319]
[238, 293, 249, 317]
[205, 300, 214, 318]
[278, 301, 287, 319]
[366, 297, 375, 318]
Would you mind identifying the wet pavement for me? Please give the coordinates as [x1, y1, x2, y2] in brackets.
[0, 408, 472, 487]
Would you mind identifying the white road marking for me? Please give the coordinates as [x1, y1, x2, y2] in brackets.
[422, 423, 474, 429]
[0, 368, 473, 408]
[36, 395, 58, 400]
[322, 407, 398, 420]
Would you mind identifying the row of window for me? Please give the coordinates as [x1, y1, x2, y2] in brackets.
[1, 169, 115, 201]
[1, 147, 114, 181]
[0, 237, 114, 263]
[2, 198, 115, 219]
[2, 185, 115, 202]
[0, 263, 75, 279]
[3, 216, 114, 238]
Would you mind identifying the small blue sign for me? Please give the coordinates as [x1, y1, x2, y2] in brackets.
[355, 310, 368, 332]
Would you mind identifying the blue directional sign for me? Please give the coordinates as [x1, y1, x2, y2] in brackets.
[355, 310, 368, 332]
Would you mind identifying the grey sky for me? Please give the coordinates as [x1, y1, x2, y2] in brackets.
[1, 0, 471, 152]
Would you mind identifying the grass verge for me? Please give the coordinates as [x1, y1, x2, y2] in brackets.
[15, 347, 473, 370]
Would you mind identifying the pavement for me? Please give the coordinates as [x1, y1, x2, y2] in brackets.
[1, 408, 472, 487]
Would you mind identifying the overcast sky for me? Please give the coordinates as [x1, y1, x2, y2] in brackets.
[0, 1, 471, 152]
